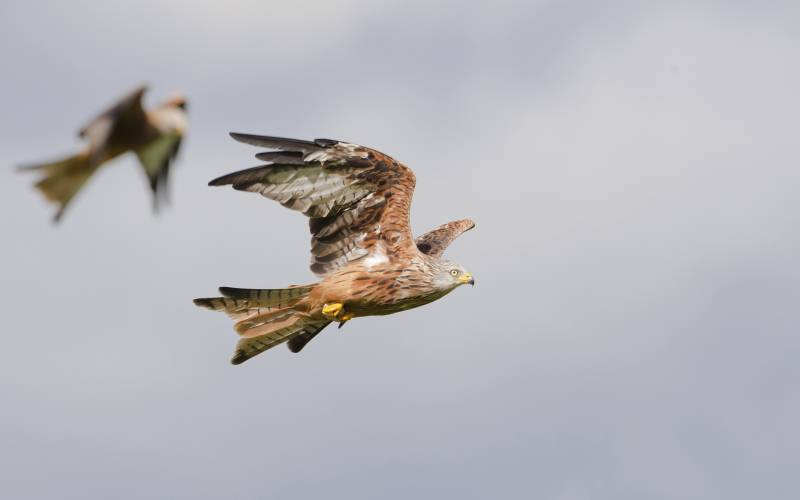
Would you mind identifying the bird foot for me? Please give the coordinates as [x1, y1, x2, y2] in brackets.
[322, 302, 343, 318]
[323, 303, 354, 327]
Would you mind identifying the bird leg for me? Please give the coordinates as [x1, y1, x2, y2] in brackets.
[322, 302, 353, 327]
[322, 302, 344, 319]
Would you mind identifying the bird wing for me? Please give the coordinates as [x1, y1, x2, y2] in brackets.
[135, 130, 183, 210]
[415, 219, 476, 258]
[78, 85, 149, 161]
[210, 133, 417, 276]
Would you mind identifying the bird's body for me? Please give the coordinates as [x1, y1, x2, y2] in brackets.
[195, 133, 474, 364]
[306, 253, 457, 318]
[20, 85, 188, 221]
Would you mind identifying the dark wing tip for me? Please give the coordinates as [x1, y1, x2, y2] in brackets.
[229, 132, 320, 150]
[229, 132, 281, 148]
[208, 174, 229, 186]
[255, 151, 304, 163]
[229, 132, 252, 142]
[53, 206, 66, 224]
[121, 84, 148, 107]
[207, 171, 244, 186]
[314, 138, 339, 147]
[148, 175, 159, 194]
[208, 164, 272, 188]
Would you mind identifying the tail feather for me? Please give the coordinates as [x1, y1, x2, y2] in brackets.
[234, 309, 303, 338]
[219, 286, 313, 306]
[191, 297, 256, 320]
[232, 317, 331, 365]
[194, 284, 331, 364]
[194, 285, 313, 320]
[19, 151, 97, 222]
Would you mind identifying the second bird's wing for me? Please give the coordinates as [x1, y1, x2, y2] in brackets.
[135, 129, 183, 210]
[78, 85, 149, 162]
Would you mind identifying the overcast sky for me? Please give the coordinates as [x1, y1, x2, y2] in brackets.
[1, 1, 799, 499]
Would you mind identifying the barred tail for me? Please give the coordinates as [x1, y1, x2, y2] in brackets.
[19, 151, 98, 222]
[231, 317, 330, 364]
[194, 284, 330, 364]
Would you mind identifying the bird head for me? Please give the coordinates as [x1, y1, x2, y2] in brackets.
[432, 260, 474, 290]
[161, 93, 188, 112]
[154, 93, 189, 135]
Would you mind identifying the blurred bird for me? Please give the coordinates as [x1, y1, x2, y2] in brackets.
[195, 133, 475, 364]
[19, 85, 188, 222]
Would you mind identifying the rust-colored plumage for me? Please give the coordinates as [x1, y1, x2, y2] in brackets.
[194, 133, 475, 364]
[19, 85, 188, 221]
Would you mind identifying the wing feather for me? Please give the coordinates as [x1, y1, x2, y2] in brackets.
[229, 133, 323, 152]
[210, 133, 417, 276]
[415, 219, 476, 258]
[79, 85, 149, 161]
[231, 319, 331, 364]
[135, 132, 182, 209]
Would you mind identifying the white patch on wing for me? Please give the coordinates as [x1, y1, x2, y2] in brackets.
[362, 242, 388, 269]
[340, 143, 368, 156]
[305, 150, 332, 163]
[305, 143, 368, 163]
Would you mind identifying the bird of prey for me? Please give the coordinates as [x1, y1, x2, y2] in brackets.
[194, 133, 475, 364]
[19, 85, 188, 222]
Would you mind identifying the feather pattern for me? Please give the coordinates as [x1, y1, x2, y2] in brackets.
[195, 133, 475, 365]
[193, 285, 313, 319]
[231, 317, 331, 365]
[194, 284, 332, 363]
[415, 219, 476, 258]
[210, 133, 417, 277]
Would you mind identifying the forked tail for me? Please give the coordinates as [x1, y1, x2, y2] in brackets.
[19, 151, 98, 222]
[194, 285, 330, 364]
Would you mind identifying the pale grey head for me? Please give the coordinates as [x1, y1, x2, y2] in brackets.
[427, 258, 475, 291]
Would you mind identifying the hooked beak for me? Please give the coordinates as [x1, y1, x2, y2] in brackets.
[459, 272, 475, 286]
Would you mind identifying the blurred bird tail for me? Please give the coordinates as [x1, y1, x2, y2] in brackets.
[193, 284, 331, 364]
[19, 151, 99, 222]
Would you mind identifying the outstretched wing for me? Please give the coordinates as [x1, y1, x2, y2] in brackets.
[209, 133, 417, 276]
[135, 131, 183, 210]
[415, 219, 476, 258]
[79, 85, 149, 162]
[136, 98, 188, 210]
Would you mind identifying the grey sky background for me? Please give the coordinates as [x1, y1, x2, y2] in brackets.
[1, 1, 798, 498]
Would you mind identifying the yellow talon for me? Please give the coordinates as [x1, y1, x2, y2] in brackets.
[322, 302, 344, 319]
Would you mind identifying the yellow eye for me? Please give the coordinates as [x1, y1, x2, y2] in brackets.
[450, 269, 459, 276]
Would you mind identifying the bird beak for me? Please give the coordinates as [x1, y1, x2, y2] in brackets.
[459, 273, 475, 286]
